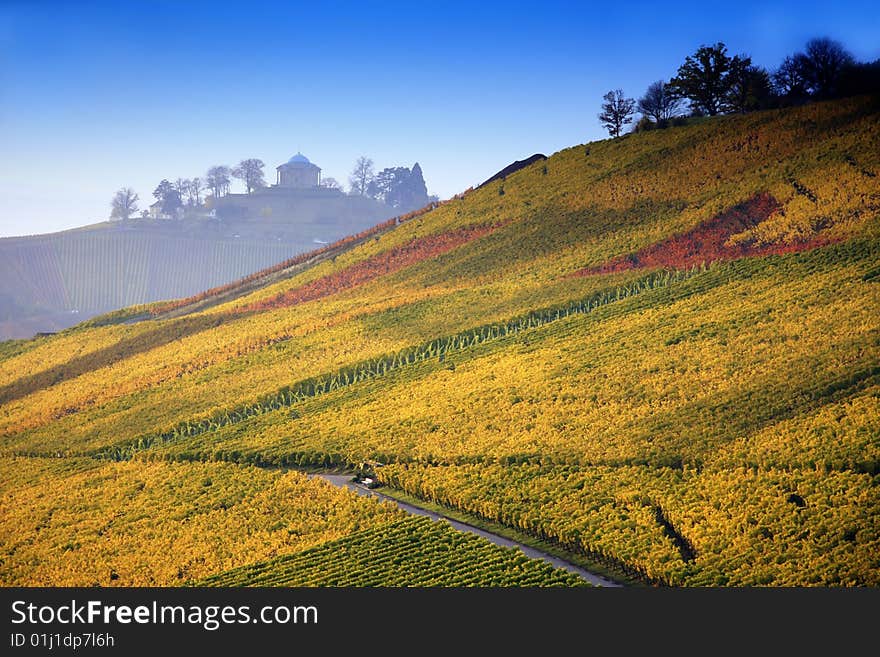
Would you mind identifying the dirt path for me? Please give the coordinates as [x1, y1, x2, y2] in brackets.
[311, 473, 622, 588]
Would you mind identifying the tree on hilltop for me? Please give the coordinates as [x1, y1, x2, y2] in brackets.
[723, 59, 772, 113]
[366, 163, 430, 211]
[173, 178, 191, 207]
[153, 179, 174, 201]
[408, 163, 428, 205]
[836, 58, 880, 98]
[232, 159, 265, 194]
[772, 55, 809, 101]
[110, 188, 139, 221]
[796, 37, 855, 98]
[598, 89, 635, 138]
[668, 43, 737, 116]
[349, 156, 375, 195]
[637, 80, 682, 123]
[206, 166, 231, 198]
[153, 179, 182, 217]
[187, 178, 203, 206]
[368, 166, 411, 205]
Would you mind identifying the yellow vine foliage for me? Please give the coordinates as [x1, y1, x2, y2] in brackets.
[2, 97, 879, 586]
[0, 457, 401, 586]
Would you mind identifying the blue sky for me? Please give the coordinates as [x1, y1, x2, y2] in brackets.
[1, 0, 878, 237]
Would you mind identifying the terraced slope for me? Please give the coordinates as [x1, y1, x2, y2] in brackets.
[1, 96, 878, 586]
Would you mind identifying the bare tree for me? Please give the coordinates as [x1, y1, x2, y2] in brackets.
[772, 55, 808, 98]
[797, 37, 855, 98]
[598, 89, 636, 138]
[206, 166, 231, 198]
[188, 178, 203, 206]
[348, 156, 374, 195]
[174, 178, 190, 202]
[637, 80, 682, 123]
[110, 187, 139, 221]
[320, 177, 342, 190]
[232, 159, 265, 194]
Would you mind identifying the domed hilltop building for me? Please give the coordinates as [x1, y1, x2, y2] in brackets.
[276, 152, 322, 188]
[212, 153, 397, 234]
[0, 152, 431, 339]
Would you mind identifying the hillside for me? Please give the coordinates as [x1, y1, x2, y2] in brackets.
[1, 96, 879, 586]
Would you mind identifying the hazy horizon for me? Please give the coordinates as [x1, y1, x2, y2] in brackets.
[1, 0, 878, 238]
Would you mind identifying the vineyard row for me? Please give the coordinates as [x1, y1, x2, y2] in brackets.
[90, 266, 707, 461]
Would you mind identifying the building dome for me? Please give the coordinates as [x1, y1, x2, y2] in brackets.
[286, 152, 312, 166]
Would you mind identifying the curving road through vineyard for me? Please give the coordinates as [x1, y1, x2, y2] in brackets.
[311, 473, 622, 588]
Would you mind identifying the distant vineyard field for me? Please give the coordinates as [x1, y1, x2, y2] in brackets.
[0, 230, 309, 339]
[0, 231, 306, 312]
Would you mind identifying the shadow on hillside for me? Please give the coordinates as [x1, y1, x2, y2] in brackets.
[0, 311, 249, 407]
[410, 199, 690, 288]
[626, 359, 880, 470]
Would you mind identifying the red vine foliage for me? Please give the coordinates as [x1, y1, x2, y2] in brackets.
[241, 222, 504, 313]
[149, 200, 451, 317]
[571, 193, 839, 277]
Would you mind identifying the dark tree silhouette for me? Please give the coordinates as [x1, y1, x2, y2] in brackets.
[598, 89, 636, 137]
[772, 55, 809, 99]
[837, 59, 880, 97]
[668, 43, 735, 116]
[724, 59, 772, 113]
[637, 80, 682, 123]
[796, 37, 855, 98]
